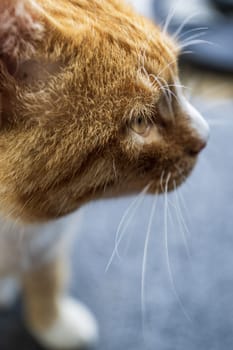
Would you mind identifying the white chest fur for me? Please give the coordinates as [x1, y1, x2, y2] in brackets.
[0, 210, 82, 275]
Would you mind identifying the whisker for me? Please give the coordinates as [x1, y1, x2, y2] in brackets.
[173, 181, 192, 239]
[115, 186, 148, 260]
[157, 58, 177, 77]
[173, 182, 191, 258]
[105, 183, 150, 272]
[141, 193, 158, 335]
[165, 84, 190, 90]
[162, 1, 180, 34]
[179, 39, 217, 50]
[150, 75, 173, 116]
[176, 187, 192, 226]
[180, 31, 207, 45]
[160, 86, 180, 105]
[177, 27, 208, 41]
[172, 12, 200, 40]
[121, 189, 150, 258]
[160, 170, 165, 192]
[180, 50, 194, 56]
[164, 173, 192, 322]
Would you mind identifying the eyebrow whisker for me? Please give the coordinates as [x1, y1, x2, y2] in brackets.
[179, 39, 217, 50]
[172, 12, 200, 40]
[180, 31, 207, 44]
[177, 26, 208, 41]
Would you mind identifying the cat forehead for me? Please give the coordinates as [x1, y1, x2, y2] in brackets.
[37, 0, 177, 57]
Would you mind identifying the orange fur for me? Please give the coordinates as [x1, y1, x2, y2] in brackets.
[0, 2, 210, 347]
[0, 0, 202, 223]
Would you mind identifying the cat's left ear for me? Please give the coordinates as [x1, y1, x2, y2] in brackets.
[0, 0, 44, 75]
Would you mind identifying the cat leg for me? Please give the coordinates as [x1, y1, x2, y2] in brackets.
[22, 258, 98, 349]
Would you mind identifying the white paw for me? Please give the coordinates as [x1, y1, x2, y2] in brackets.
[33, 297, 98, 349]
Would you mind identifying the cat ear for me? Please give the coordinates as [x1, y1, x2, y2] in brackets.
[0, 1, 44, 126]
[0, 0, 44, 75]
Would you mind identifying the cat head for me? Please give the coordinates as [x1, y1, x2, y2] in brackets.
[0, 0, 209, 222]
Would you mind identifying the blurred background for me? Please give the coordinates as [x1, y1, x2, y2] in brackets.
[1, 1, 233, 349]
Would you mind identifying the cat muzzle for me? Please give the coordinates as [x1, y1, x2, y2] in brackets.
[178, 90, 210, 155]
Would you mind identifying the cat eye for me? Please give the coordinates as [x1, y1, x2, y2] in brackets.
[130, 116, 150, 136]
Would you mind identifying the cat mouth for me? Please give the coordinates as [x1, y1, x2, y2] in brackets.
[161, 163, 195, 193]
[76, 157, 196, 203]
[147, 159, 196, 195]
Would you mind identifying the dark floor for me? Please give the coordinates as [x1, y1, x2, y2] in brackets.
[0, 99, 233, 350]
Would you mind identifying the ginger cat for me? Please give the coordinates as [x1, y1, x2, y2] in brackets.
[0, 0, 209, 349]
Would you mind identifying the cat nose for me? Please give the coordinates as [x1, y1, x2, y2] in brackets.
[188, 138, 207, 156]
[196, 139, 207, 152]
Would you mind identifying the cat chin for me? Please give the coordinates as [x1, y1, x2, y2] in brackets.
[90, 166, 195, 200]
[3, 159, 196, 223]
